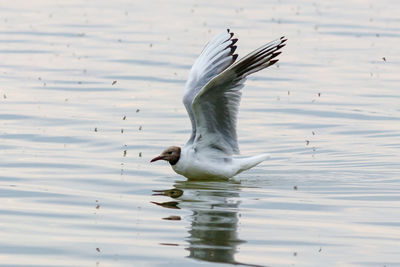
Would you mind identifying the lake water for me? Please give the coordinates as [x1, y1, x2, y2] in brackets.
[1, 0, 399, 266]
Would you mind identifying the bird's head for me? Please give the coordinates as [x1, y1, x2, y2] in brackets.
[150, 146, 181, 165]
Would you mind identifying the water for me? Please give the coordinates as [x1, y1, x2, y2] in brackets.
[1, 0, 399, 266]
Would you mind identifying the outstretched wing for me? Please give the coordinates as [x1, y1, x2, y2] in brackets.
[183, 29, 238, 145]
[191, 36, 287, 155]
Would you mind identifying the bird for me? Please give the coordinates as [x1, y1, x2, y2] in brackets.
[151, 29, 287, 180]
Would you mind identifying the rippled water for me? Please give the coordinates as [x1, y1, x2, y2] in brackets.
[1, 0, 400, 266]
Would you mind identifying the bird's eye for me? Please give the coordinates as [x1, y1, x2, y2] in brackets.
[168, 151, 173, 155]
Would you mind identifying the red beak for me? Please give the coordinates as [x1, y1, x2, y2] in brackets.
[150, 155, 164, 162]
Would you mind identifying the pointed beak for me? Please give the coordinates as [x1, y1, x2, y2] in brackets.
[150, 155, 164, 163]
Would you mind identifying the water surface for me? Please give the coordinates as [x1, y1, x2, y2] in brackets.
[1, 0, 400, 266]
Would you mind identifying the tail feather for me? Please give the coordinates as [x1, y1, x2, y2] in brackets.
[235, 153, 270, 174]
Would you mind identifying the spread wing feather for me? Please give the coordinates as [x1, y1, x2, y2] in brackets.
[183, 29, 238, 145]
[183, 30, 287, 155]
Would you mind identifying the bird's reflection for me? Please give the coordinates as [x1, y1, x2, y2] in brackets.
[152, 188, 184, 198]
[152, 179, 262, 266]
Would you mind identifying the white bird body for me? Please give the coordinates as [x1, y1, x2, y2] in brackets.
[172, 146, 270, 180]
[151, 29, 286, 180]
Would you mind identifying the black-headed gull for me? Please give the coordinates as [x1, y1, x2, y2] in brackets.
[151, 29, 287, 180]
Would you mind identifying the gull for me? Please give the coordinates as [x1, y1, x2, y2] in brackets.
[151, 29, 287, 180]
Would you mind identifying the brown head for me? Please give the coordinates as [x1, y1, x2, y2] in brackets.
[150, 146, 181, 165]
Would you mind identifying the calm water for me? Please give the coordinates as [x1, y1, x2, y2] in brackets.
[1, 0, 400, 266]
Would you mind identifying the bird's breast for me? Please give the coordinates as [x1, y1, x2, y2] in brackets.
[171, 149, 234, 180]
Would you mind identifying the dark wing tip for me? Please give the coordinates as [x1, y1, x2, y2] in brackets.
[268, 59, 279, 67]
[271, 51, 282, 60]
[277, 42, 286, 50]
[230, 45, 237, 55]
[232, 54, 238, 62]
[276, 37, 287, 49]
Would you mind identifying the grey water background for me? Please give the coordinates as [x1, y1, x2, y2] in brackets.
[1, 0, 400, 266]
